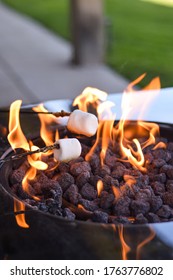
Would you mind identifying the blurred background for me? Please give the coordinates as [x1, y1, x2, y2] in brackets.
[0, 0, 173, 106]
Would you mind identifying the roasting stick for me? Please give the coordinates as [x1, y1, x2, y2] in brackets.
[0, 143, 60, 163]
[0, 109, 71, 118]
[0, 138, 82, 164]
[0, 108, 98, 137]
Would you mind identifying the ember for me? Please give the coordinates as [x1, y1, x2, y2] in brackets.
[5, 74, 173, 225]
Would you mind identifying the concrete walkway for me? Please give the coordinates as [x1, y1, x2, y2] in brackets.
[0, 3, 129, 107]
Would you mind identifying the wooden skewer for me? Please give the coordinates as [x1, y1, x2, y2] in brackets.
[0, 109, 71, 118]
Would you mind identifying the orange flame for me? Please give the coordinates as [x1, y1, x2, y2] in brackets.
[153, 141, 166, 150]
[8, 100, 30, 151]
[136, 227, 155, 259]
[112, 186, 121, 200]
[112, 74, 161, 171]
[14, 200, 29, 228]
[123, 174, 136, 187]
[7, 101, 49, 201]
[33, 104, 58, 146]
[78, 204, 86, 211]
[118, 225, 131, 260]
[97, 180, 104, 197]
[22, 145, 48, 200]
[73, 87, 107, 112]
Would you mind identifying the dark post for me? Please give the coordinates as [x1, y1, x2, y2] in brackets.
[70, 0, 104, 65]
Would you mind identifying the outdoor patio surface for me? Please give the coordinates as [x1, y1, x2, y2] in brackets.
[0, 3, 129, 107]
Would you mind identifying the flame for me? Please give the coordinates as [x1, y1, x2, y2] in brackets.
[112, 74, 161, 171]
[73, 87, 107, 112]
[85, 121, 104, 161]
[7, 101, 49, 201]
[8, 100, 30, 150]
[136, 227, 155, 259]
[0, 125, 7, 137]
[153, 141, 166, 150]
[22, 145, 48, 200]
[97, 180, 104, 197]
[78, 204, 86, 211]
[112, 186, 121, 200]
[123, 174, 136, 186]
[33, 104, 57, 146]
[118, 225, 131, 260]
[97, 100, 115, 121]
[14, 200, 29, 228]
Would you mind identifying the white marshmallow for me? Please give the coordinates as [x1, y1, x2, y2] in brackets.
[55, 116, 69, 126]
[67, 110, 98, 137]
[54, 138, 81, 162]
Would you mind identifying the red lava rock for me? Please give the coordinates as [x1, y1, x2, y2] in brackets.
[64, 184, 79, 205]
[79, 198, 99, 212]
[70, 161, 91, 177]
[80, 183, 97, 200]
[152, 159, 166, 168]
[162, 192, 173, 207]
[88, 153, 100, 170]
[53, 172, 74, 192]
[131, 200, 150, 215]
[63, 208, 76, 221]
[147, 212, 160, 223]
[113, 196, 131, 216]
[135, 213, 148, 224]
[92, 210, 109, 223]
[99, 191, 115, 209]
[57, 162, 70, 173]
[151, 181, 165, 195]
[166, 180, 173, 192]
[75, 171, 91, 188]
[156, 205, 171, 218]
[150, 195, 163, 212]
[111, 166, 127, 180]
[10, 169, 25, 184]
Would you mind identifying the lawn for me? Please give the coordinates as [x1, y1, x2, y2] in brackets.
[2, 0, 173, 88]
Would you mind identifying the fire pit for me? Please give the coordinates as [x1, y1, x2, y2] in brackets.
[1, 79, 173, 260]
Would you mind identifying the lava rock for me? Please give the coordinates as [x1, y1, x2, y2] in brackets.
[92, 210, 109, 223]
[151, 181, 165, 195]
[80, 183, 97, 200]
[53, 172, 74, 192]
[147, 212, 160, 223]
[75, 171, 91, 188]
[100, 191, 115, 209]
[113, 196, 131, 216]
[79, 198, 99, 211]
[162, 192, 173, 207]
[135, 213, 148, 224]
[156, 205, 171, 218]
[63, 208, 76, 221]
[64, 184, 79, 205]
[131, 200, 150, 215]
[150, 195, 163, 212]
[10, 169, 25, 184]
[70, 161, 91, 177]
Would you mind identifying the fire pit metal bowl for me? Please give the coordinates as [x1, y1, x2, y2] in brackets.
[1, 91, 173, 260]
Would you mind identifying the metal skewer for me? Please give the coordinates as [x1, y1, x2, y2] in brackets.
[0, 143, 60, 164]
[0, 109, 71, 118]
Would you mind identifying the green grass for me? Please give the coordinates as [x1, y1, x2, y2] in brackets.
[1, 0, 70, 40]
[2, 0, 173, 88]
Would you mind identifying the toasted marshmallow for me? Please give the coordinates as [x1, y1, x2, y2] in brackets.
[54, 138, 81, 162]
[67, 110, 98, 137]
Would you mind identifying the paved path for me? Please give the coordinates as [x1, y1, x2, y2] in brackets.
[0, 3, 129, 107]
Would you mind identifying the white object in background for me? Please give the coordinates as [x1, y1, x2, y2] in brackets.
[67, 109, 98, 137]
[54, 138, 81, 162]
